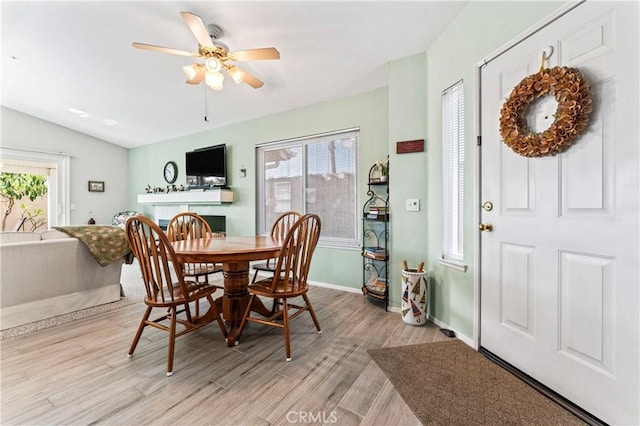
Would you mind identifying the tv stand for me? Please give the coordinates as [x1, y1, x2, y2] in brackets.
[187, 185, 230, 191]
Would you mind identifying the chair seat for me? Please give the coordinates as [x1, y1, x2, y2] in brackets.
[179, 280, 218, 298]
[251, 262, 274, 272]
[183, 263, 221, 276]
[248, 278, 308, 298]
[144, 281, 217, 307]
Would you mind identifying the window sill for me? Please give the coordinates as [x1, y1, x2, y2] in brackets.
[318, 240, 360, 250]
[437, 259, 468, 273]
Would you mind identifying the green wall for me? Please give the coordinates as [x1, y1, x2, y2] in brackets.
[128, 88, 389, 291]
[387, 53, 428, 309]
[424, 1, 566, 337]
[128, 0, 569, 341]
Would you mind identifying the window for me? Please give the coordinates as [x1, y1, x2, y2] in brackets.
[256, 128, 359, 247]
[0, 147, 71, 228]
[441, 80, 465, 264]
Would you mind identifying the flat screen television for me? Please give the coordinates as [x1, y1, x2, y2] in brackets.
[185, 144, 227, 188]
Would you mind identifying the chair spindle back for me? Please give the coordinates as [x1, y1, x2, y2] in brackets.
[271, 211, 302, 241]
[125, 215, 186, 304]
[270, 214, 321, 293]
[167, 212, 212, 242]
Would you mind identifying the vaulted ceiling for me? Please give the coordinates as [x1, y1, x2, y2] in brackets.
[2, 1, 467, 148]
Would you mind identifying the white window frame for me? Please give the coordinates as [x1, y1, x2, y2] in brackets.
[0, 147, 71, 228]
[256, 128, 360, 248]
[440, 80, 465, 268]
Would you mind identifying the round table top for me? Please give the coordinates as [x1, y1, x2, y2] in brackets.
[170, 235, 281, 263]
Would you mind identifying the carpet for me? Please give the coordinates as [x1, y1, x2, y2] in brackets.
[367, 340, 583, 425]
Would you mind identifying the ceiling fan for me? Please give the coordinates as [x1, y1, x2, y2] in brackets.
[132, 12, 280, 90]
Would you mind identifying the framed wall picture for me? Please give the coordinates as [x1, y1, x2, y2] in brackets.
[88, 181, 105, 192]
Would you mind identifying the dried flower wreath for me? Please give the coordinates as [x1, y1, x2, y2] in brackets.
[499, 66, 592, 157]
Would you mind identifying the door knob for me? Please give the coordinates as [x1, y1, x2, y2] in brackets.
[478, 223, 493, 232]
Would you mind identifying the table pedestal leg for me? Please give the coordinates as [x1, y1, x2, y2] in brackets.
[219, 261, 270, 346]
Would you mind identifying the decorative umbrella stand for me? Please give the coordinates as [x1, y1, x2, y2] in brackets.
[401, 265, 427, 326]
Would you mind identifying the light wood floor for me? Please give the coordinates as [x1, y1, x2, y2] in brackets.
[1, 286, 451, 425]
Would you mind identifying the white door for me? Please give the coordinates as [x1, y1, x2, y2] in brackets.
[480, 2, 638, 424]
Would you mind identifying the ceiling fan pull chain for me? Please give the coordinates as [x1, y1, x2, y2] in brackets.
[204, 85, 209, 122]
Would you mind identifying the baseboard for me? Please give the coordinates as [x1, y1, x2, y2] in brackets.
[385, 307, 475, 347]
[308, 281, 474, 348]
[314, 283, 473, 347]
[306, 280, 363, 294]
[250, 272, 364, 295]
[427, 315, 475, 348]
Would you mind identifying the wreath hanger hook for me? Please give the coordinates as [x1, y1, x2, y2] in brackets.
[539, 46, 554, 71]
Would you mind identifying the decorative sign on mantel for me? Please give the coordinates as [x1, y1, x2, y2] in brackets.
[396, 139, 424, 154]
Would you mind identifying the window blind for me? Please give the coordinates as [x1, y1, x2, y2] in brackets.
[256, 129, 359, 247]
[441, 80, 465, 262]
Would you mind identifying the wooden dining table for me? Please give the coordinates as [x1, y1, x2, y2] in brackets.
[170, 235, 282, 346]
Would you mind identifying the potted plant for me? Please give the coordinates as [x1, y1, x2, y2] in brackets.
[375, 159, 389, 182]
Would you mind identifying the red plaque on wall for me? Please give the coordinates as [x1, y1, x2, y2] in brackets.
[396, 139, 424, 154]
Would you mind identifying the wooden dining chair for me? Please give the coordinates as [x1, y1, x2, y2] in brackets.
[167, 212, 223, 288]
[237, 213, 322, 361]
[125, 215, 228, 376]
[251, 211, 302, 283]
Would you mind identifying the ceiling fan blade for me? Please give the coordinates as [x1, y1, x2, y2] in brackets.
[132, 42, 197, 57]
[180, 12, 214, 48]
[229, 47, 280, 61]
[240, 70, 265, 89]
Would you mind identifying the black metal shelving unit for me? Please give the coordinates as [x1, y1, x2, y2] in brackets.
[361, 161, 389, 311]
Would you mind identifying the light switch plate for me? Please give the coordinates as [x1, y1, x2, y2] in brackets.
[406, 198, 420, 211]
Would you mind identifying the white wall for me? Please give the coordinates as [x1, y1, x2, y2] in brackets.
[1, 107, 129, 225]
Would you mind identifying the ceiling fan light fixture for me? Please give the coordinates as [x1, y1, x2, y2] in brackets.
[132, 12, 278, 91]
[228, 65, 245, 84]
[205, 70, 224, 90]
[205, 57, 222, 72]
[182, 64, 201, 80]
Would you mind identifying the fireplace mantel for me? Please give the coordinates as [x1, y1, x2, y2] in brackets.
[137, 189, 233, 206]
